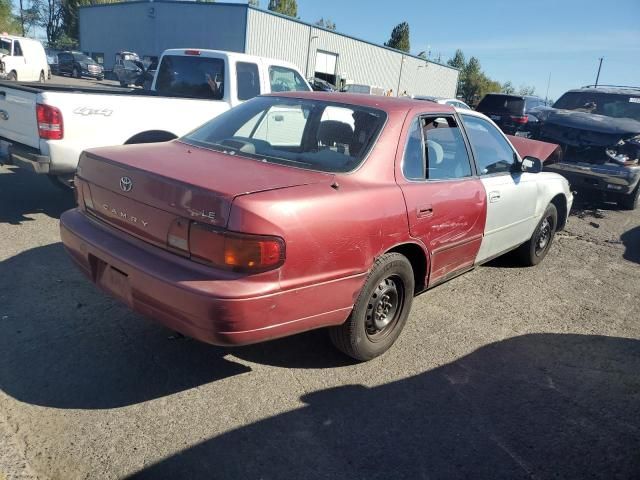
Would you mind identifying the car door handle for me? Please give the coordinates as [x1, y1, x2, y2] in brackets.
[417, 205, 434, 218]
[489, 191, 501, 203]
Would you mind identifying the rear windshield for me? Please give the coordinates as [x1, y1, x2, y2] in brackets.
[553, 91, 640, 122]
[182, 96, 386, 173]
[155, 55, 226, 100]
[477, 95, 525, 115]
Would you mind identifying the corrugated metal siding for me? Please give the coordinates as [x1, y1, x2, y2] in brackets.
[79, 3, 247, 69]
[246, 9, 458, 98]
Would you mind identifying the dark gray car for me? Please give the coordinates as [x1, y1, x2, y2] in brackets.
[533, 86, 640, 210]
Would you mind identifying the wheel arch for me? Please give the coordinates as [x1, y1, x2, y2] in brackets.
[124, 130, 178, 145]
[550, 193, 568, 231]
[384, 242, 429, 294]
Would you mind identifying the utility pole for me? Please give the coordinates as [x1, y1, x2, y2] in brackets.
[594, 57, 604, 87]
[545, 71, 551, 105]
[396, 55, 405, 96]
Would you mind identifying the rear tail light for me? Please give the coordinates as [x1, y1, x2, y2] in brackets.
[189, 223, 285, 272]
[510, 115, 529, 125]
[184, 49, 201, 56]
[36, 104, 63, 140]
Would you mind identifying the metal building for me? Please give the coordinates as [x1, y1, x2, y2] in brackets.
[79, 1, 459, 97]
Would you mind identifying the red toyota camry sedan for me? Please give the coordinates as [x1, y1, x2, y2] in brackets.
[60, 92, 572, 360]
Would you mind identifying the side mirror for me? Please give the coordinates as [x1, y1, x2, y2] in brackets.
[521, 156, 543, 173]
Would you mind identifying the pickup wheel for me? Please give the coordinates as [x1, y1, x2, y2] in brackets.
[516, 203, 558, 266]
[617, 183, 640, 210]
[72, 67, 80, 79]
[329, 253, 414, 361]
[39, 71, 45, 83]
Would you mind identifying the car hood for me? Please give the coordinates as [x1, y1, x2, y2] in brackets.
[534, 107, 640, 147]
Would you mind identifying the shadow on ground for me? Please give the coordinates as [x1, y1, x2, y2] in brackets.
[128, 333, 640, 480]
[0, 243, 252, 409]
[0, 166, 75, 224]
[621, 226, 640, 264]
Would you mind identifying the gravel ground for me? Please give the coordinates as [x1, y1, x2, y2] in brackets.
[0, 165, 638, 480]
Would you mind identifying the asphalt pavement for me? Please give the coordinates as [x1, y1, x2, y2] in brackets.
[0, 165, 639, 479]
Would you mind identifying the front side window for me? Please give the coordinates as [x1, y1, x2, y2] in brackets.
[0, 39, 11, 55]
[13, 41, 23, 57]
[462, 114, 517, 175]
[236, 62, 260, 101]
[183, 96, 385, 173]
[155, 55, 225, 100]
[268, 66, 309, 93]
[402, 116, 472, 181]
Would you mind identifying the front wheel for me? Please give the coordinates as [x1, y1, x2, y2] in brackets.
[516, 203, 558, 266]
[7, 71, 16, 81]
[39, 71, 45, 83]
[329, 253, 415, 361]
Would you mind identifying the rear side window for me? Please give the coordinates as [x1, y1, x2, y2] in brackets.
[462, 114, 517, 175]
[155, 55, 225, 100]
[236, 62, 260, 101]
[403, 116, 472, 181]
[268, 66, 309, 92]
[477, 95, 525, 115]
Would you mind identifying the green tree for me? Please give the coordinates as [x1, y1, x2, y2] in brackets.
[447, 49, 465, 69]
[385, 21, 410, 52]
[315, 17, 336, 30]
[268, 0, 297, 17]
[0, 0, 20, 34]
[248, 0, 259, 6]
[417, 51, 427, 59]
[518, 85, 536, 96]
[501, 81, 515, 94]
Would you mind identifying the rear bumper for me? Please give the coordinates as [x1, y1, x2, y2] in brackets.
[60, 209, 361, 346]
[0, 139, 51, 173]
[545, 162, 640, 195]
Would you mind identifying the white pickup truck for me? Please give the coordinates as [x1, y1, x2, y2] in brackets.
[0, 49, 310, 186]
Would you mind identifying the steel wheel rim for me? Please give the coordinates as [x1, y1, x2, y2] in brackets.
[365, 275, 404, 342]
[535, 216, 553, 256]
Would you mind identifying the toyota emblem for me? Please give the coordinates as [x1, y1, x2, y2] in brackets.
[120, 176, 133, 192]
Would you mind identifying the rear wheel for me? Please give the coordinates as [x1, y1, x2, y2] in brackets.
[617, 184, 640, 210]
[516, 203, 558, 266]
[329, 253, 414, 361]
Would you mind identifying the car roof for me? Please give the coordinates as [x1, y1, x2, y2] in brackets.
[268, 91, 458, 114]
[566, 86, 640, 96]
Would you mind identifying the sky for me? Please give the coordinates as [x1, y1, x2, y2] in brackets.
[243, 0, 639, 101]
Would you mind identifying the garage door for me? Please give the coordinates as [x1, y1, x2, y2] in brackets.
[315, 51, 338, 75]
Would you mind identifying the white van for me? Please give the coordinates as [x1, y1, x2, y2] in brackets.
[0, 35, 48, 82]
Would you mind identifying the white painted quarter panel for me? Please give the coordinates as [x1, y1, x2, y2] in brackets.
[476, 172, 539, 263]
[476, 171, 572, 264]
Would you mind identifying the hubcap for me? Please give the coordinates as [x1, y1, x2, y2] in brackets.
[365, 276, 404, 341]
[536, 217, 552, 255]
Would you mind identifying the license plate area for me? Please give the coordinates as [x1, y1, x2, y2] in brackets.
[90, 255, 132, 305]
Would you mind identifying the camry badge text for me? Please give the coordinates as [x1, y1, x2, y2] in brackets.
[102, 204, 148, 228]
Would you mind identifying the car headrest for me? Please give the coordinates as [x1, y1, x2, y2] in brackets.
[318, 120, 354, 147]
[426, 140, 444, 165]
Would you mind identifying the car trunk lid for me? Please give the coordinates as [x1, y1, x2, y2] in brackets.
[77, 141, 333, 247]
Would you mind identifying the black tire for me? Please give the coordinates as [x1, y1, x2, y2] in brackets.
[97, 76, 104, 81]
[329, 253, 415, 361]
[72, 67, 80, 79]
[39, 71, 45, 83]
[617, 183, 640, 211]
[7, 71, 16, 81]
[119, 81, 128, 87]
[47, 174, 74, 191]
[516, 203, 558, 266]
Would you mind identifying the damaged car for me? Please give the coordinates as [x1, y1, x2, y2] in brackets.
[532, 86, 640, 209]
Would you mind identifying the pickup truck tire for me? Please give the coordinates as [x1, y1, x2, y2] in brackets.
[47, 174, 74, 190]
[7, 71, 16, 81]
[39, 71, 45, 83]
[72, 67, 80, 79]
[517, 203, 558, 266]
[125, 131, 177, 145]
[618, 184, 640, 210]
[329, 253, 414, 361]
